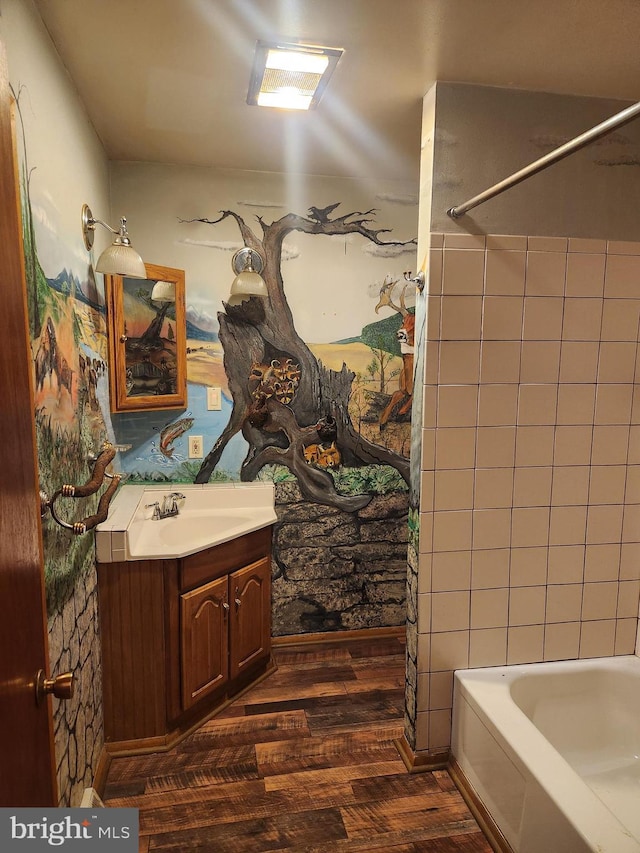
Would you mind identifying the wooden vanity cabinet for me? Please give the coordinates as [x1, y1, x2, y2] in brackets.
[97, 526, 273, 753]
[180, 557, 271, 710]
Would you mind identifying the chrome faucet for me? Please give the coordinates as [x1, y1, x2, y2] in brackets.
[163, 492, 185, 517]
[146, 492, 186, 520]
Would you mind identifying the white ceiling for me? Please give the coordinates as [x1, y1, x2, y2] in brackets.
[35, 0, 640, 183]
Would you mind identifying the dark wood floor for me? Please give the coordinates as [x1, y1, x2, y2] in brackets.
[103, 633, 492, 852]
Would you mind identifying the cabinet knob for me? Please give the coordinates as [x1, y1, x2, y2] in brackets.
[222, 601, 230, 613]
[235, 598, 242, 607]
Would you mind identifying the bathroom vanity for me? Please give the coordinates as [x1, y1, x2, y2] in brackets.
[95, 484, 277, 754]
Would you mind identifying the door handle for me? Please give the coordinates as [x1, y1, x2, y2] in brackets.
[35, 670, 74, 705]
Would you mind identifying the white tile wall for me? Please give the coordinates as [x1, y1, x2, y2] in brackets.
[414, 234, 640, 753]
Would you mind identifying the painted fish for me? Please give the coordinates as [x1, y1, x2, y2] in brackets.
[159, 416, 194, 458]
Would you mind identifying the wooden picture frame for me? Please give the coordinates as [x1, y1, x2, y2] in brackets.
[105, 263, 187, 413]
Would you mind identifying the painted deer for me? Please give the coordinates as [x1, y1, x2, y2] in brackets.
[375, 278, 415, 430]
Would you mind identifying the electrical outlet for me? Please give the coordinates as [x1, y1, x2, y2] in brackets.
[207, 386, 222, 410]
[188, 435, 203, 458]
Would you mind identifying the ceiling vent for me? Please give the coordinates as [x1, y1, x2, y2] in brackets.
[247, 40, 343, 110]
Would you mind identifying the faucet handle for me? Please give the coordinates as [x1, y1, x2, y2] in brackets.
[168, 492, 185, 511]
[145, 501, 161, 519]
[170, 492, 185, 513]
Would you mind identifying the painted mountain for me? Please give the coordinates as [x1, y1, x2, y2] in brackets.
[186, 306, 218, 342]
[186, 318, 218, 342]
[47, 267, 103, 310]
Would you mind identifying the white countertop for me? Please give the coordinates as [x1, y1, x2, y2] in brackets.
[95, 482, 276, 562]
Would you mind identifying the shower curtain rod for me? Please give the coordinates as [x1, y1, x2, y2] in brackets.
[447, 99, 640, 219]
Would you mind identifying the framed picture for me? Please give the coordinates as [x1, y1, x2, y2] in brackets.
[105, 263, 187, 412]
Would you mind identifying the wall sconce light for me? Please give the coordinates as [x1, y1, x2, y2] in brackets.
[228, 247, 268, 305]
[81, 203, 147, 278]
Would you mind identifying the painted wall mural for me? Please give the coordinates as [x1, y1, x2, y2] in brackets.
[109, 193, 418, 634]
[179, 204, 417, 634]
[186, 205, 414, 506]
[118, 205, 416, 496]
[18, 118, 112, 609]
[13, 86, 111, 807]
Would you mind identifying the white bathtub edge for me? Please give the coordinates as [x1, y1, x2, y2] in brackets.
[452, 656, 640, 853]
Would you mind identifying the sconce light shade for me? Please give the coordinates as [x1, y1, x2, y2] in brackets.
[150, 280, 176, 303]
[228, 247, 268, 305]
[95, 243, 147, 279]
[81, 203, 147, 279]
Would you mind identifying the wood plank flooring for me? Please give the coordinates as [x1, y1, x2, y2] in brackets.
[103, 634, 492, 852]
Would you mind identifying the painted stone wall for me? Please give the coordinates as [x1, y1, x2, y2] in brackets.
[273, 483, 409, 635]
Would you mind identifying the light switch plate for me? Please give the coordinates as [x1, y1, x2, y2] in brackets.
[207, 386, 222, 410]
[188, 435, 203, 458]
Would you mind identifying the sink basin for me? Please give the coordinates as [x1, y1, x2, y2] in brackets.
[127, 509, 265, 558]
[95, 483, 277, 561]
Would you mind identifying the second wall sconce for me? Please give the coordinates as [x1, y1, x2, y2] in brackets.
[228, 247, 268, 305]
[82, 203, 147, 279]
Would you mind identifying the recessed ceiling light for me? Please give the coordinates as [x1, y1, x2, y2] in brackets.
[247, 40, 343, 111]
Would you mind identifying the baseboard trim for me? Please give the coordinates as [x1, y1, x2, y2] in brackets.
[102, 656, 277, 759]
[273, 625, 406, 647]
[394, 734, 449, 773]
[448, 758, 515, 853]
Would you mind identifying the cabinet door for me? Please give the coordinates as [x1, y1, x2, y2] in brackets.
[180, 575, 229, 710]
[229, 557, 271, 680]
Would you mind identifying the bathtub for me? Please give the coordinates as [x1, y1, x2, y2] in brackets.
[451, 655, 640, 853]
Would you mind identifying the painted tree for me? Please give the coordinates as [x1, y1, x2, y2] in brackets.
[183, 205, 416, 511]
[364, 337, 400, 392]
